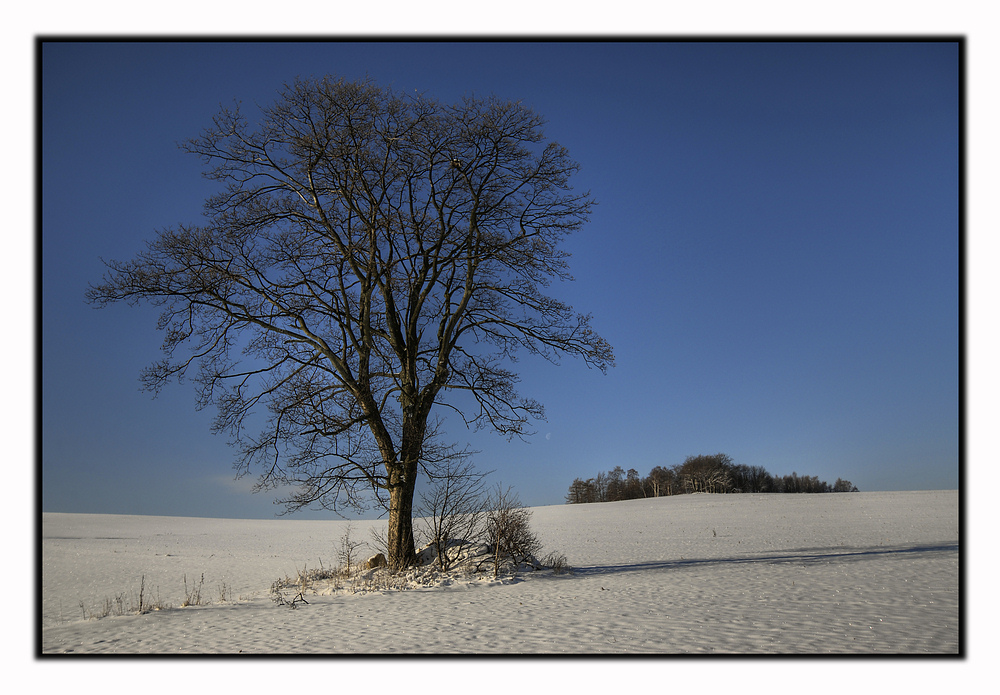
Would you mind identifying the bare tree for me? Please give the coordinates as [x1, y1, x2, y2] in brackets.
[606, 465, 626, 501]
[625, 467, 644, 498]
[646, 465, 676, 497]
[336, 524, 365, 575]
[592, 471, 609, 503]
[676, 454, 734, 494]
[417, 450, 490, 571]
[86, 76, 613, 571]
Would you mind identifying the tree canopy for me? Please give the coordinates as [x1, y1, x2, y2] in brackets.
[88, 76, 613, 569]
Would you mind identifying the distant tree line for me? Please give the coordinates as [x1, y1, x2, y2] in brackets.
[565, 453, 858, 504]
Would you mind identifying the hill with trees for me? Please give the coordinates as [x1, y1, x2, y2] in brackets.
[566, 454, 858, 504]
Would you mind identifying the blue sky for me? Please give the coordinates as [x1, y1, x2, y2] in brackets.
[40, 40, 959, 519]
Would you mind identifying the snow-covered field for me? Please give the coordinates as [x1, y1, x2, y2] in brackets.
[40, 490, 958, 655]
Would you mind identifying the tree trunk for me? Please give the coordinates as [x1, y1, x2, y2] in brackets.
[387, 475, 417, 571]
[384, 397, 433, 572]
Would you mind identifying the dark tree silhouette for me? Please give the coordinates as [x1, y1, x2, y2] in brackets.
[833, 478, 859, 492]
[567, 456, 855, 503]
[88, 76, 613, 570]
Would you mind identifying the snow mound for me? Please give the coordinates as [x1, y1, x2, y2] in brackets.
[271, 539, 559, 600]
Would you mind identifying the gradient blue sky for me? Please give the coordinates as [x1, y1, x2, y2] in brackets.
[41, 40, 959, 519]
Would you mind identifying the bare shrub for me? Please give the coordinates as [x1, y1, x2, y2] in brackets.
[369, 524, 390, 560]
[337, 524, 366, 575]
[482, 485, 541, 578]
[269, 483, 564, 600]
[269, 579, 310, 609]
[181, 572, 205, 607]
[131, 574, 161, 613]
[79, 575, 169, 620]
[418, 454, 491, 571]
[217, 581, 232, 603]
[541, 551, 571, 574]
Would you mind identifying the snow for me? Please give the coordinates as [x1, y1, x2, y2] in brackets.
[40, 490, 958, 655]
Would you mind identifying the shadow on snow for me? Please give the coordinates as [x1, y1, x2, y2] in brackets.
[566, 542, 959, 578]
